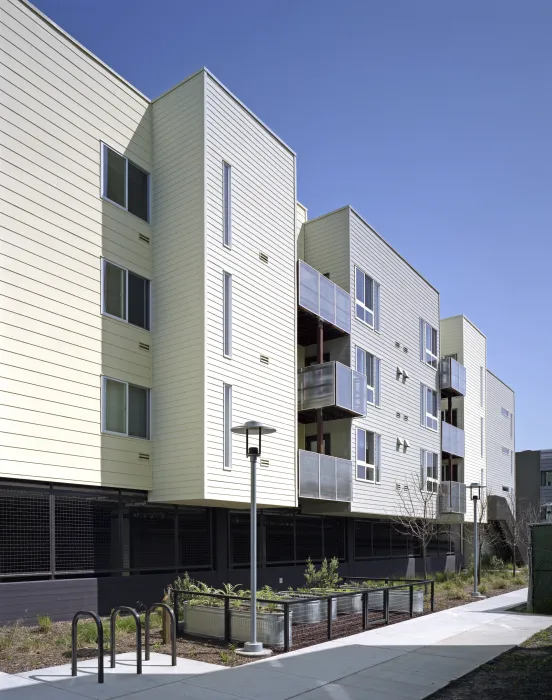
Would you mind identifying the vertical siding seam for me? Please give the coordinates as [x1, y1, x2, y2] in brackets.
[202, 70, 208, 500]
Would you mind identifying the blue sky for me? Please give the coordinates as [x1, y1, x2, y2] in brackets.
[33, 0, 552, 450]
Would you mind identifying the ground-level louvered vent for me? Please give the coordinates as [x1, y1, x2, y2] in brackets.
[260, 459, 269, 468]
[259, 252, 269, 264]
[139, 234, 150, 244]
[260, 355, 269, 365]
[139, 342, 150, 351]
[139, 453, 150, 460]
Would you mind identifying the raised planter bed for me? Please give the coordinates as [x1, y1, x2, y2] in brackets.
[335, 593, 363, 615]
[278, 593, 337, 625]
[365, 588, 424, 614]
[179, 604, 292, 646]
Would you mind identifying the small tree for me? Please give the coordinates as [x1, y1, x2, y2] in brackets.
[389, 472, 447, 581]
[502, 490, 540, 576]
[464, 489, 501, 583]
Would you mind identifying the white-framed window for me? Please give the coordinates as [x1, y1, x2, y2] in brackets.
[420, 384, 438, 430]
[223, 162, 232, 248]
[355, 266, 380, 330]
[355, 347, 381, 407]
[101, 259, 150, 330]
[223, 383, 232, 470]
[101, 144, 149, 222]
[480, 417, 484, 457]
[501, 407, 510, 418]
[420, 319, 438, 368]
[421, 449, 439, 493]
[480, 366, 484, 407]
[502, 446, 510, 456]
[356, 428, 381, 482]
[223, 271, 232, 357]
[101, 377, 150, 439]
[510, 414, 513, 438]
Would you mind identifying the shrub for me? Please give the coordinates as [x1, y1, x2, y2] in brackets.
[37, 615, 52, 633]
[303, 557, 342, 590]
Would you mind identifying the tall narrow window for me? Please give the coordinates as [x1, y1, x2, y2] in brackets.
[480, 417, 484, 458]
[223, 384, 232, 470]
[355, 267, 380, 329]
[102, 377, 150, 439]
[480, 367, 484, 407]
[420, 320, 438, 368]
[421, 449, 439, 492]
[102, 144, 149, 222]
[102, 260, 150, 330]
[223, 272, 232, 357]
[223, 162, 232, 247]
[356, 428, 381, 483]
[356, 347, 381, 407]
[421, 384, 438, 430]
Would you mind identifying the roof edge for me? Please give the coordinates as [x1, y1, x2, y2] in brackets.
[441, 314, 487, 338]
[486, 368, 515, 393]
[18, 0, 150, 102]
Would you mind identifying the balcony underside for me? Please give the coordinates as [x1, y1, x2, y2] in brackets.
[298, 307, 348, 346]
[298, 406, 361, 423]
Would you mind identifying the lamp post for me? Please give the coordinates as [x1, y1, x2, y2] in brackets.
[231, 420, 276, 657]
[469, 482, 486, 599]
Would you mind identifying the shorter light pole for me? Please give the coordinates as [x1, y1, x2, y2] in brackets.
[469, 482, 486, 599]
[231, 421, 276, 657]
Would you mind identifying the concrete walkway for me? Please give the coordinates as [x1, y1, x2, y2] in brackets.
[1, 589, 550, 699]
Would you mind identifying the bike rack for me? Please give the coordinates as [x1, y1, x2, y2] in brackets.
[110, 606, 142, 674]
[71, 611, 104, 684]
[145, 603, 177, 666]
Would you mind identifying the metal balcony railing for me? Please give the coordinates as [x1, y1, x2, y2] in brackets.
[439, 481, 467, 515]
[298, 449, 352, 502]
[440, 357, 466, 397]
[442, 421, 465, 458]
[298, 261, 351, 335]
[297, 361, 367, 420]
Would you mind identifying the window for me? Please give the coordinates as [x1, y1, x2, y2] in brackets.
[356, 428, 381, 482]
[502, 486, 510, 493]
[480, 366, 484, 407]
[102, 377, 149, 439]
[442, 461, 462, 482]
[420, 320, 438, 368]
[223, 384, 232, 470]
[355, 267, 380, 329]
[223, 162, 231, 247]
[441, 408, 458, 427]
[102, 260, 150, 330]
[421, 449, 439, 492]
[356, 347, 381, 406]
[510, 414, 513, 438]
[541, 471, 552, 487]
[502, 447, 510, 456]
[305, 433, 331, 455]
[101, 144, 149, 222]
[444, 353, 458, 361]
[223, 271, 232, 357]
[421, 384, 438, 430]
[501, 407, 510, 418]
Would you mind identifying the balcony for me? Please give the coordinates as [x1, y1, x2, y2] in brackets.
[297, 361, 367, 423]
[298, 260, 351, 345]
[440, 357, 466, 397]
[298, 449, 352, 502]
[439, 481, 467, 515]
[442, 421, 465, 458]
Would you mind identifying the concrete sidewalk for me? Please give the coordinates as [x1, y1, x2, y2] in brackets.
[1, 588, 549, 700]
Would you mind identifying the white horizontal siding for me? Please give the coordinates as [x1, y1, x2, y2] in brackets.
[486, 370, 515, 496]
[204, 74, 296, 508]
[149, 72, 205, 503]
[0, 0, 152, 490]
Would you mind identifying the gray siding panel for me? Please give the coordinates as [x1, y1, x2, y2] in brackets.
[486, 370, 515, 497]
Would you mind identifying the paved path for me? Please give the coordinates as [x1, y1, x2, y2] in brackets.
[1, 589, 550, 699]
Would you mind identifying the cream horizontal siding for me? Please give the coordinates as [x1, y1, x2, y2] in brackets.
[0, 0, 152, 490]
[461, 318, 486, 490]
[347, 209, 441, 517]
[148, 72, 205, 503]
[302, 207, 350, 290]
[204, 74, 297, 508]
[486, 370, 515, 496]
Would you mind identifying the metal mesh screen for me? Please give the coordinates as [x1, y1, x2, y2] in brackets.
[0, 486, 50, 576]
[55, 493, 119, 572]
[296, 516, 323, 562]
[179, 508, 212, 568]
[324, 518, 346, 560]
[129, 505, 175, 570]
[266, 514, 295, 565]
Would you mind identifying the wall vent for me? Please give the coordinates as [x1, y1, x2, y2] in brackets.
[395, 341, 400, 348]
[396, 411, 401, 419]
[139, 342, 150, 351]
[260, 459, 270, 468]
[139, 234, 150, 244]
[139, 453, 150, 460]
[260, 355, 269, 365]
[259, 252, 269, 264]
[403, 415, 409, 421]
[403, 346, 408, 353]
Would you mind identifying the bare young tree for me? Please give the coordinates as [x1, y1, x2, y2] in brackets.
[501, 490, 540, 576]
[389, 472, 447, 581]
[464, 489, 502, 583]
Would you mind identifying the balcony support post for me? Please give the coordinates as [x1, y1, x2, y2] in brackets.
[317, 319, 324, 454]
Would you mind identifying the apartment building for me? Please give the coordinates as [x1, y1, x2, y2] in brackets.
[516, 450, 552, 522]
[0, 0, 516, 622]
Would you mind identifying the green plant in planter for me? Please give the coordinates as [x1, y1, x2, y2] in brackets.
[302, 557, 342, 592]
[256, 586, 284, 613]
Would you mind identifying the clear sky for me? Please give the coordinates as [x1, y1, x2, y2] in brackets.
[32, 0, 552, 451]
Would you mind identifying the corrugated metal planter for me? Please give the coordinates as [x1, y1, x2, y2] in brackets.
[336, 593, 362, 615]
[278, 593, 336, 624]
[180, 604, 292, 646]
[366, 589, 424, 614]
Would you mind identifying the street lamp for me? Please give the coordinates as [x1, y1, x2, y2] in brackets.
[231, 420, 276, 657]
[469, 483, 486, 599]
